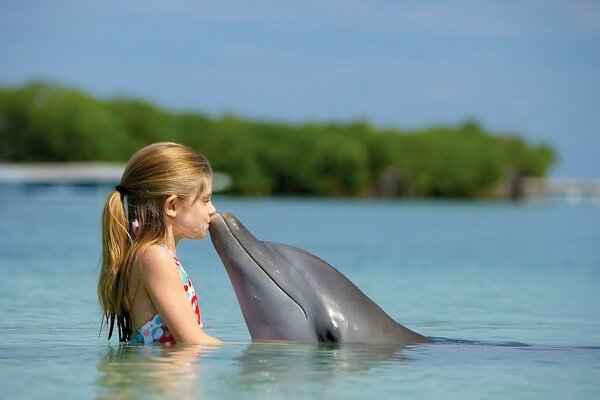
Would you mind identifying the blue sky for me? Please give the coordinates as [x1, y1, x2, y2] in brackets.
[1, 0, 599, 177]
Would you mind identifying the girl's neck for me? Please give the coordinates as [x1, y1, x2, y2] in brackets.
[163, 225, 179, 256]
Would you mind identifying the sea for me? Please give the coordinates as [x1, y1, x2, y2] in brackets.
[0, 185, 599, 399]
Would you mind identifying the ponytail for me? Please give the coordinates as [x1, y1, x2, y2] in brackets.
[98, 189, 133, 341]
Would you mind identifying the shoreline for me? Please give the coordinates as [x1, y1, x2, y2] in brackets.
[1, 163, 599, 204]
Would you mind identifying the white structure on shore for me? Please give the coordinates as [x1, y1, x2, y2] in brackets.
[0, 163, 231, 192]
[522, 177, 600, 206]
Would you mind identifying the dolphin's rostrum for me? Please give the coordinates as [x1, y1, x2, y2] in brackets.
[209, 213, 430, 345]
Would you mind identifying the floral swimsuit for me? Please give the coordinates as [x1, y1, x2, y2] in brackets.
[130, 246, 202, 345]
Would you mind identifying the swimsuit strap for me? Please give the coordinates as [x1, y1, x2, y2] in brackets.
[158, 243, 177, 259]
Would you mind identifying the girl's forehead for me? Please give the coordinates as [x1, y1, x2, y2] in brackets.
[193, 176, 212, 197]
[204, 178, 213, 193]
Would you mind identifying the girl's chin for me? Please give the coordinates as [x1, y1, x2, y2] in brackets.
[178, 225, 209, 239]
[194, 229, 208, 239]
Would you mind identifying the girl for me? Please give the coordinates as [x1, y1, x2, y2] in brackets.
[98, 142, 221, 345]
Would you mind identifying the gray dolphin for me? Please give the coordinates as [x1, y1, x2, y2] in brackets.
[209, 212, 430, 346]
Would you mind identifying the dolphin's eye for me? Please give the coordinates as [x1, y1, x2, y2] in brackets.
[321, 328, 338, 344]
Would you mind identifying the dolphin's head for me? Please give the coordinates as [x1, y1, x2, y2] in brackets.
[209, 213, 427, 345]
[209, 213, 329, 343]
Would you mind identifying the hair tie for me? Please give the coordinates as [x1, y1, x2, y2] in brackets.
[115, 184, 128, 196]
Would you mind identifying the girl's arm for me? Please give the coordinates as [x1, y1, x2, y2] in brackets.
[140, 245, 221, 345]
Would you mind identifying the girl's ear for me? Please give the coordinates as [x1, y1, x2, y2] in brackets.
[164, 195, 178, 218]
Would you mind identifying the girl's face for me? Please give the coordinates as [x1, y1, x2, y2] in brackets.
[170, 180, 216, 241]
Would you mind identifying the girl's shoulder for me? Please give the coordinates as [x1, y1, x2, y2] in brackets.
[138, 244, 177, 274]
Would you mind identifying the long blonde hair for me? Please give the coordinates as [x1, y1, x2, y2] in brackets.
[98, 142, 212, 341]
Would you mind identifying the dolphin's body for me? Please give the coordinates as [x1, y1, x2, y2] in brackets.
[209, 213, 430, 345]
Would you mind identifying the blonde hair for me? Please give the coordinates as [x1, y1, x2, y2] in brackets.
[98, 142, 212, 341]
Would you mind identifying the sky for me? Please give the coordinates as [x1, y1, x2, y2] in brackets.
[1, 0, 599, 177]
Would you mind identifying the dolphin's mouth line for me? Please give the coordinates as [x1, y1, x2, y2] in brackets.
[221, 215, 308, 319]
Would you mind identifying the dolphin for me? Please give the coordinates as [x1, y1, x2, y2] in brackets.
[209, 212, 430, 346]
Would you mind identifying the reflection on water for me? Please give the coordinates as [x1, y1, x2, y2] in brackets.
[94, 340, 600, 399]
[234, 341, 413, 377]
[228, 342, 416, 394]
[96, 342, 425, 399]
[97, 344, 218, 400]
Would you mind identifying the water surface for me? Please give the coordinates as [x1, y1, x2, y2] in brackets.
[0, 187, 599, 399]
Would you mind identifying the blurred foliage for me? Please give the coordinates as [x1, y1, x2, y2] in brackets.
[0, 82, 555, 198]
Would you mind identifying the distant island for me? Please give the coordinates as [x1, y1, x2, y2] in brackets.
[0, 82, 555, 199]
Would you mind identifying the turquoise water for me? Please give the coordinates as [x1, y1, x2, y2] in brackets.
[1, 186, 599, 399]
